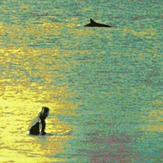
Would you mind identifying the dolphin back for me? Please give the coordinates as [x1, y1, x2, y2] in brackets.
[85, 18, 111, 27]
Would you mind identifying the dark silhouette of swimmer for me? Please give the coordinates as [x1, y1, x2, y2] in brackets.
[84, 19, 111, 27]
[29, 107, 49, 135]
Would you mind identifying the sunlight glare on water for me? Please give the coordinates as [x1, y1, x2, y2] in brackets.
[0, 45, 76, 162]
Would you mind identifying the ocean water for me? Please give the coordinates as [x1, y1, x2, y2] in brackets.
[0, 0, 162, 162]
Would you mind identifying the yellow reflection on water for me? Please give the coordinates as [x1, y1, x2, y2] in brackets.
[1, 66, 75, 162]
[141, 109, 163, 132]
[0, 102, 74, 162]
[122, 27, 156, 38]
[1, 20, 76, 162]
[0, 19, 62, 46]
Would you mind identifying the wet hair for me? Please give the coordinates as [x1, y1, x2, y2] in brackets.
[42, 106, 49, 113]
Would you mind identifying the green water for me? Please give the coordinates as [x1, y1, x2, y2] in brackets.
[0, 0, 162, 162]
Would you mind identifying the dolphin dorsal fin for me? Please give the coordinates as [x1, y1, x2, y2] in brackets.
[90, 19, 96, 23]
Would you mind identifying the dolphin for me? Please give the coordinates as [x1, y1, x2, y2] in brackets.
[84, 19, 111, 27]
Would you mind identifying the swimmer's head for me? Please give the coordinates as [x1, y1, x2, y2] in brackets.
[41, 106, 49, 118]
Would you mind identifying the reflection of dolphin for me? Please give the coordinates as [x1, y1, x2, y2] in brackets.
[84, 19, 111, 27]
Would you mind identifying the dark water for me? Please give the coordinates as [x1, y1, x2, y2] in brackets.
[0, 0, 162, 162]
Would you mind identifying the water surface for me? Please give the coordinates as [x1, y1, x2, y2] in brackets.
[0, 0, 162, 162]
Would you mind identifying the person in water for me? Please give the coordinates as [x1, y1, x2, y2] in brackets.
[29, 107, 49, 135]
